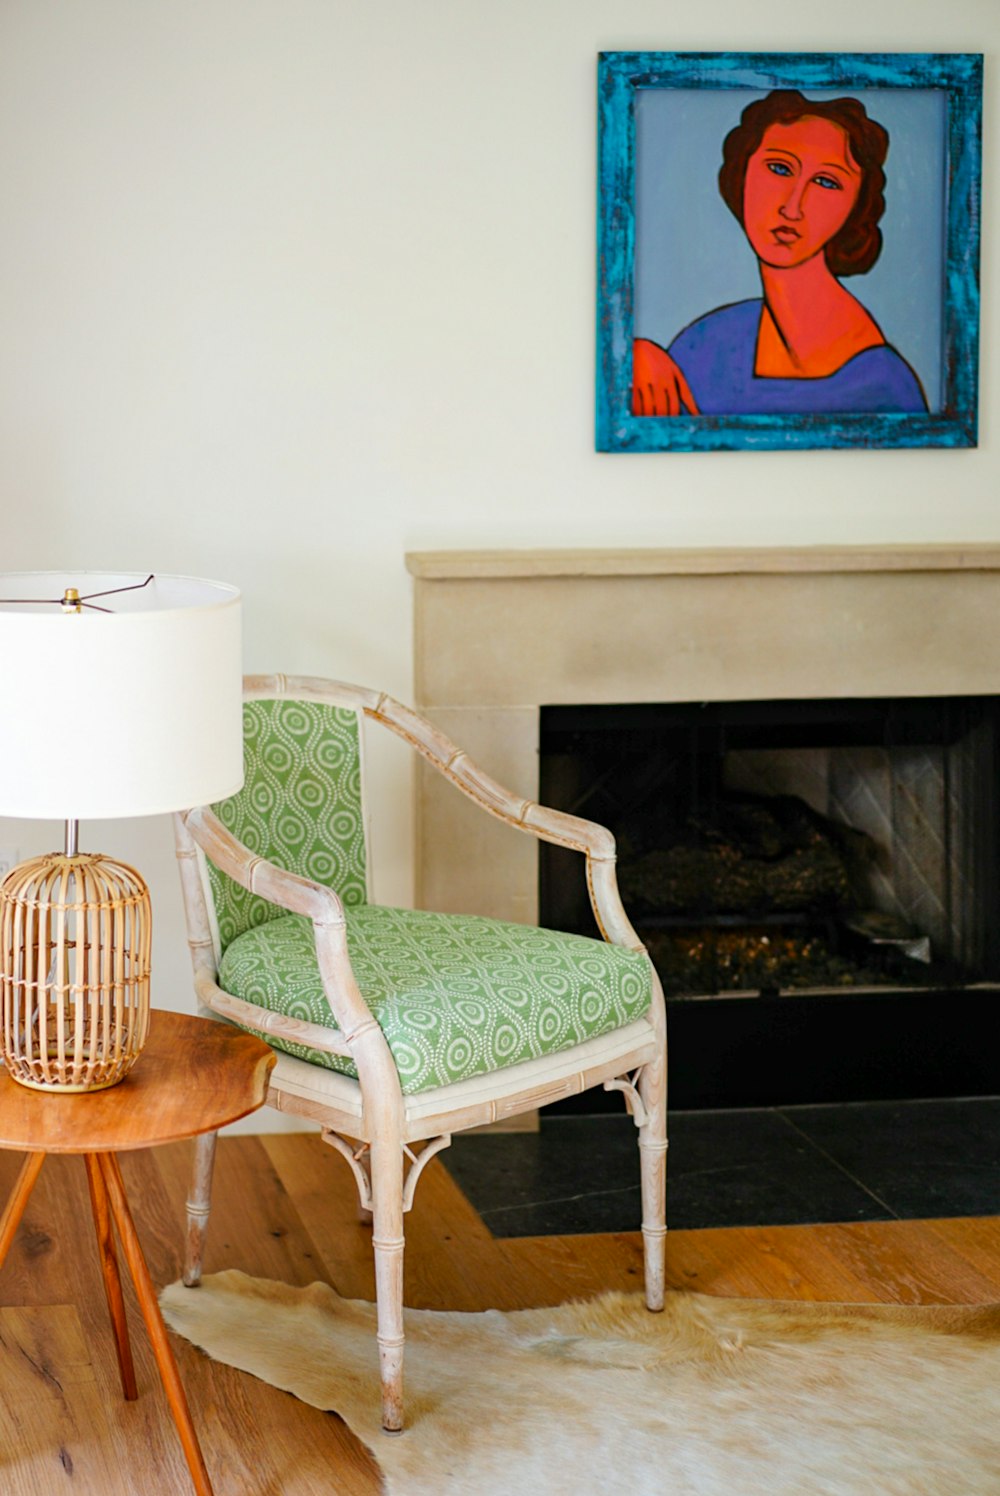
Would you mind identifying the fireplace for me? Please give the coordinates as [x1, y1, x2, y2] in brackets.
[406, 546, 1000, 1109]
[538, 695, 1000, 1107]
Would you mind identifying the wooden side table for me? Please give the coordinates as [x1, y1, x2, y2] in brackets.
[0, 1009, 275, 1496]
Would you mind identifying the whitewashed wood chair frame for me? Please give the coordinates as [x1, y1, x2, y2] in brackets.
[174, 674, 667, 1432]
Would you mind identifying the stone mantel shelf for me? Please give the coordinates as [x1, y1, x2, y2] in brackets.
[406, 545, 1000, 581]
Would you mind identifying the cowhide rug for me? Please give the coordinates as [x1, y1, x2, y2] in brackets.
[161, 1270, 1000, 1495]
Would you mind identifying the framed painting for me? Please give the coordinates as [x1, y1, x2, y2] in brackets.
[596, 52, 982, 452]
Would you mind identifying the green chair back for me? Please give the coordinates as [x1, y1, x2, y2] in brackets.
[207, 697, 368, 952]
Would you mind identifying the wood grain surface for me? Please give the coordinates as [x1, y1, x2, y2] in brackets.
[1, 1129, 998, 1494]
[0, 1010, 274, 1153]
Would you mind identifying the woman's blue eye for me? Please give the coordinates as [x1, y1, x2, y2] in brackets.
[813, 174, 842, 191]
[766, 160, 793, 177]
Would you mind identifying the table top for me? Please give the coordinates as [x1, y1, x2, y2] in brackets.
[0, 1010, 275, 1154]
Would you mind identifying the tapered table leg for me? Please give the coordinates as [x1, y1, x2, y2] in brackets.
[98, 1152, 214, 1496]
[0, 1151, 44, 1269]
[0, 1013, 272, 1493]
[84, 1153, 138, 1401]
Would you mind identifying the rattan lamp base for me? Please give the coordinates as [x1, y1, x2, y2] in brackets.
[0, 852, 151, 1093]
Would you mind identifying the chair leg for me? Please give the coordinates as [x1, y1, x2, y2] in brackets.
[183, 1131, 217, 1287]
[637, 1049, 668, 1312]
[368, 1137, 406, 1432]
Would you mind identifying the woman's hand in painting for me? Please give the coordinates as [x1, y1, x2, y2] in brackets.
[631, 339, 700, 416]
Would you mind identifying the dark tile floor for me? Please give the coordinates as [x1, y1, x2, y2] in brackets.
[442, 1096, 1000, 1236]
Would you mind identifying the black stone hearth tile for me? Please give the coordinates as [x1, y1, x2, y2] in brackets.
[665, 1108, 890, 1231]
[782, 1097, 1000, 1220]
[443, 1108, 892, 1238]
[478, 1184, 645, 1239]
[443, 1115, 641, 1238]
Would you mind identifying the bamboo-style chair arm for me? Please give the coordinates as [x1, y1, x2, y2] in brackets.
[179, 806, 389, 1048]
[366, 695, 645, 953]
[182, 806, 347, 927]
[367, 695, 617, 860]
[192, 973, 355, 1058]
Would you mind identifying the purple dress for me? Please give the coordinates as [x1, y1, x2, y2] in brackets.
[667, 299, 927, 415]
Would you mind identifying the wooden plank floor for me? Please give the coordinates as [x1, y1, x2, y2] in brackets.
[2, 1134, 1000, 1495]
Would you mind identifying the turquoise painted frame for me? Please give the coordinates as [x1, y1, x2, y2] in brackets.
[596, 52, 982, 452]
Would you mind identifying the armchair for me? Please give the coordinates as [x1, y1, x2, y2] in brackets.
[174, 675, 667, 1431]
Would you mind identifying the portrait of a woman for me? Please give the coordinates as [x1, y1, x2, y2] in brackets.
[631, 90, 928, 417]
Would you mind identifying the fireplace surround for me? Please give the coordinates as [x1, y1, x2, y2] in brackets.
[406, 547, 1000, 1107]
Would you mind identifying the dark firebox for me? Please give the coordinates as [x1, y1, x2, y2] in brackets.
[539, 696, 1000, 1107]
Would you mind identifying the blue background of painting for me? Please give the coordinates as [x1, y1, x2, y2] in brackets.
[633, 88, 946, 412]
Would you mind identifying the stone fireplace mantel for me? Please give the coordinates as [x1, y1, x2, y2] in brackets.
[406, 545, 1000, 924]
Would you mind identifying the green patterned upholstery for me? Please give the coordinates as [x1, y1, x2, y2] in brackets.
[208, 698, 367, 950]
[205, 695, 652, 1094]
[217, 906, 653, 1094]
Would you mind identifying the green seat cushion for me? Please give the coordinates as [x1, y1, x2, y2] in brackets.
[218, 905, 653, 1095]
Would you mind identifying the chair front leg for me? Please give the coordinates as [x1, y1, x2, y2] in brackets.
[637, 1043, 668, 1312]
[183, 1131, 218, 1287]
[369, 1135, 406, 1432]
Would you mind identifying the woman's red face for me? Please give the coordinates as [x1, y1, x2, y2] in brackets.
[742, 116, 863, 270]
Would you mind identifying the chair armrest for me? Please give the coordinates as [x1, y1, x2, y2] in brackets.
[181, 806, 346, 927]
[367, 696, 614, 857]
[366, 696, 645, 951]
[179, 807, 393, 1056]
[192, 974, 354, 1057]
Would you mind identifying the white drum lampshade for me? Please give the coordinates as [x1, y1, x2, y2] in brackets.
[0, 573, 243, 1091]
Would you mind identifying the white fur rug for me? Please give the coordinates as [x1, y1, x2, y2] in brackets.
[161, 1270, 1000, 1495]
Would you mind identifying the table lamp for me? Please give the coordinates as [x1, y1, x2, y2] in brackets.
[0, 572, 243, 1093]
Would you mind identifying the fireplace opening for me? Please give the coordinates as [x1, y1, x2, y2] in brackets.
[539, 697, 1000, 1109]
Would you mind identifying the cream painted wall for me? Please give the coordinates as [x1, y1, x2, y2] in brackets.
[0, 3, 995, 1109]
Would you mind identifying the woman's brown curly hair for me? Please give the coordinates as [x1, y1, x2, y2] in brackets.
[717, 89, 889, 278]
